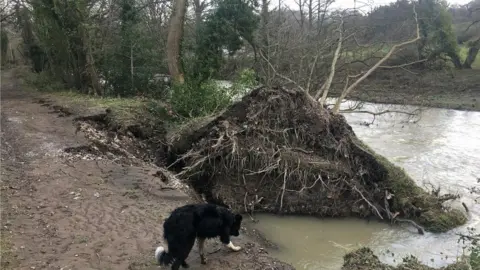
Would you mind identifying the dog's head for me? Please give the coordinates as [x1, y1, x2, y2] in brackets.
[229, 214, 243, 237]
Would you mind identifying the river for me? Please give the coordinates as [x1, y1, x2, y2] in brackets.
[249, 100, 480, 269]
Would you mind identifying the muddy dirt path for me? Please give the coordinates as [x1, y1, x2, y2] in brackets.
[0, 69, 291, 270]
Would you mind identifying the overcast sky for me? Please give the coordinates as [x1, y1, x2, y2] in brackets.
[280, 0, 472, 12]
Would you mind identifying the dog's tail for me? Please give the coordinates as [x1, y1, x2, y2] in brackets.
[155, 246, 174, 266]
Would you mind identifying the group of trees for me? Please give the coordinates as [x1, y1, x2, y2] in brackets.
[0, 0, 479, 114]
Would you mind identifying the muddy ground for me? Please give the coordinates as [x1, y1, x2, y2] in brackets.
[0, 69, 293, 270]
[330, 69, 480, 111]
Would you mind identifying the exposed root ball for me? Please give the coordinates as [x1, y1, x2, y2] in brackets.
[167, 86, 466, 232]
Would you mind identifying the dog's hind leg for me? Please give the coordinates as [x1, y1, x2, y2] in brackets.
[171, 259, 183, 270]
[197, 238, 207, 264]
[170, 257, 189, 270]
[173, 235, 196, 269]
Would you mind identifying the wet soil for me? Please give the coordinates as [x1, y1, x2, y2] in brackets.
[0, 69, 292, 270]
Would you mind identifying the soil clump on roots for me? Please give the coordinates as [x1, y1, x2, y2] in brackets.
[166, 86, 466, 233]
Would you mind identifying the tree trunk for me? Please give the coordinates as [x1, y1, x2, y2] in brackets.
[307, 0, 313, 29]
[463, 38, 480, 69]
[81, 23, 102, 96]
[463, 47, 479, 69]
[297, 0, 304, 28]
[166, 0, 187, 84]
[260, 0, 270, 82]
[448, 51, 463, 69]
[193, 0, 205, 27]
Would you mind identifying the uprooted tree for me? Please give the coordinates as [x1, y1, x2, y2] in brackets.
[165, 84, 466, 234]
[161, 4, 467, 233]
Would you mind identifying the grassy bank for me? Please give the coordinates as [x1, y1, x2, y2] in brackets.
[330, 69, 480, 111]
[16, 67, 176, 138]
[0, 221, 17, 269]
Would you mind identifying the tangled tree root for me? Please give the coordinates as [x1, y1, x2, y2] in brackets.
[165, 86, 466, 233]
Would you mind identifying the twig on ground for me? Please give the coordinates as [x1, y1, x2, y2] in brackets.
[208, 248, 222, 255]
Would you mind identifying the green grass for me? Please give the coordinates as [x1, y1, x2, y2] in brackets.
[0, 232, 17, 269]
[47, 91, 161, 124]
[343, 41, 479, 70]
[16, 67, 175, 133]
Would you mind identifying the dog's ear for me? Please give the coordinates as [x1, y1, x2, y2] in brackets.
[235, 214, 243, 222]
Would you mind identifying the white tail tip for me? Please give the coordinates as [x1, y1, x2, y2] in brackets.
[155, 246, 165, 261]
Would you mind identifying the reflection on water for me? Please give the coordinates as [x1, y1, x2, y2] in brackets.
[251, 101, 480, 269]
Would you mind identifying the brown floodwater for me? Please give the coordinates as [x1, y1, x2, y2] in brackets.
[248, 100, 480, 269]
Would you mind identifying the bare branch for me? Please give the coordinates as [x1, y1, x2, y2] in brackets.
[259, 50, 307, 93]
[332, 4, 421, 114]
[379, 58, 427, 69]
[316, 18, 344, 104]
[340, 109, 418, 116]
[306, 53, 320, 93]
[464, 19, 480, 33]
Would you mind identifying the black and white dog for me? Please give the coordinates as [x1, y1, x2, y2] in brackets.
[155, 203, 243, 269]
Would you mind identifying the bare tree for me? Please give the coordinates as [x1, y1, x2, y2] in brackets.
[332, 5, 421, 113]
[293, 0, 305, 28]
[256, 1, 422, 118]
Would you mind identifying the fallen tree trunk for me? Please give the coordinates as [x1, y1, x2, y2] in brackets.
[165, 86, 466, 233]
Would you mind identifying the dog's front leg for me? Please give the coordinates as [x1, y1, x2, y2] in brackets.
[197, 238, 207, 264]
[226, 241, 242, 251]
[220, 229, 242, 252]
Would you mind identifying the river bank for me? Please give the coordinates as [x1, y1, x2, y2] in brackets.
[329, 69, 480, 112]
[2, 67, 476, 270]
